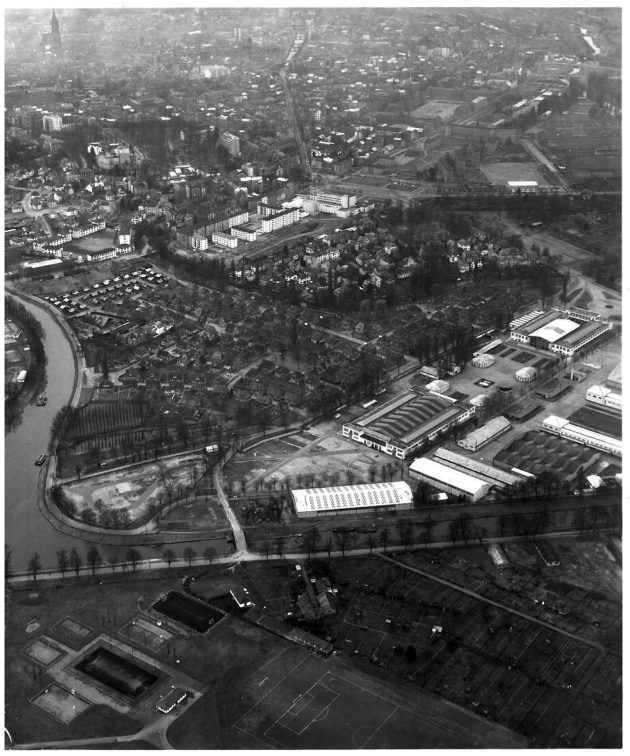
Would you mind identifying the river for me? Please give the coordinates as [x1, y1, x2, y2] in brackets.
[580, 27, 601, 56]
[4, 291, 227, 572]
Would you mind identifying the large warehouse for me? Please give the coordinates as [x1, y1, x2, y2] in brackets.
[542, 415, 622, 457]
[509, 308, 612, 356]
[457, 416, 512, 452]
[292, 482, 413, 518]
[342, 388, 475, 459]
[409, 457, 492, 502]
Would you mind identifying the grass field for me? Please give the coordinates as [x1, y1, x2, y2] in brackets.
[233, 649, 528, 749]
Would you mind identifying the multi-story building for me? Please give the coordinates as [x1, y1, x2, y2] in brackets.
[211, 231, 238, 248]
[42, 113, 63, 132]
[219, 132, 240, 157]
[260, 207, 299, 233]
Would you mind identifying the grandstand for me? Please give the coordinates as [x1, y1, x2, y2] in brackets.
[292, 481, 413, 518]
[456, 416, 512, 452]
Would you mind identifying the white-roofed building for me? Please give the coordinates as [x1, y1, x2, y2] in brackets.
[529, 318, 580, 347]
[408, 457, 492, 502]
[292, 482, 413, 518]
[586, 385, 622, 412]
[457, 416, 512, 452]
[426, 379, 450, 394]
[515, 366, 538, 382]
[542, 415, 621, 457]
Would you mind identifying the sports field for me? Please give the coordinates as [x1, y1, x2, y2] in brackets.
[234, 648, 527, 748]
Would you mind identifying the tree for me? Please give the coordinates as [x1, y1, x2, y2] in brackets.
[69, 547, 82, 577]
[334, 527, 355, 556]
[86, 545, 102, 575]
[56, 549, 68, 577]
[261, 540, 271, 560]
[422, 515, 435, 545]
[366, 533, 377, 555]
[379, 527, 390, 552]
[303, 526, 321, 557]
[108, 555, 119, 573]
[126, 549, 142, 571]
[274, 536, 285, 558]
[397, 519, 414, 552]
[81, 508, 97, 526]
[163, 549, 177, 569]
[203, 546, 216, 564]
[324, 536, 333, 558]
[183, 547, 197, 567]
[5, 545, 12, 582]
[28, 552, 42, 582]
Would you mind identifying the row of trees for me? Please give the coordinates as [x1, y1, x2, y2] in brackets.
[6, 543, 218, 582]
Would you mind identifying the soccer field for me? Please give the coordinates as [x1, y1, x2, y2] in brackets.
[234, 650, 528, 749]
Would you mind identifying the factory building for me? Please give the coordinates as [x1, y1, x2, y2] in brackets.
[408, 457, 492, 503]
[342, 388, 475, 459]
[509, 308, 612, 357]
[292, 482, 413, 518]
[542, 415, 622, 457]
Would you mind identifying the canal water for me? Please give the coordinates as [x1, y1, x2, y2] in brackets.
[5, 293, 226, 572]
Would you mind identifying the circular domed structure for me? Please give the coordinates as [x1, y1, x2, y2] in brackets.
[472, 354, 496, 368]
[426, 379, 450, 394]
[515, 366, 538, 382]
[470, 394, 491, 407]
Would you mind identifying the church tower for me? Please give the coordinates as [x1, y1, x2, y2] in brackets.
[41, 10, 62, 55]
[50, 10, 61, 53]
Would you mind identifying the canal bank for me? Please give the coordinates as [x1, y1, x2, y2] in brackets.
[4, 288, 230, 571]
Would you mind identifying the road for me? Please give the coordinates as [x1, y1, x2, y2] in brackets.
[520, 138, 570, 191]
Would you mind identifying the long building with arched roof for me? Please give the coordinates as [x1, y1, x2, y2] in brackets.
[342, 388, 475, 458]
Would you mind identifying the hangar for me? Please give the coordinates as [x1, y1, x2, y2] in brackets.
[292, 481, 413, 518]
[408, 457, 492, 503]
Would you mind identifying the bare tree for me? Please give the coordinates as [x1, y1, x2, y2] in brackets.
[274, 536, 285, 558]
[379, 527, 390, 552]
[126, 549, 142, 571]
[303, 526, 321, 558]
[366, 533, 377, 555]
[261, 540, 271, 560]
[28, 552, 42, 582]
[334, 527, 355, 556]
[203, 546, 216, 565]
[163, 549, 177, 569]
[56, 549, 68, 577]
[69, 547, 82, 577]
[86, 545, 102, 576]
[183, 547, 196, 567]
[108, 555, 119, 573]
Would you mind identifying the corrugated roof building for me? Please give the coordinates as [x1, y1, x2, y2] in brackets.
[292, 482, 413, 518]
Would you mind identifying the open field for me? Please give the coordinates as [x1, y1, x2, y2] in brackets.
[233, 651, 526, 748]
[481, 162, 552, 188]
